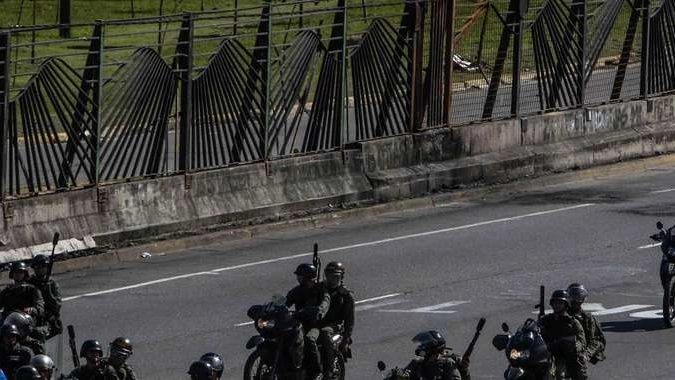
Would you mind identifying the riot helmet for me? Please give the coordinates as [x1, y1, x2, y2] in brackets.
[30, 255, 50, 268]
[9, 262, 30, 281]
[110, 336, 133, 356]
[80, 339, 103, 358]
[188, 361, 212, 380]
[0, 323, 20, 338]
[567, 283, 588, 303]
[4, 311, 33, 337]
[293, 263, 317, 279]
[199, 353, 224, 378]
[14, 366, 40, 380]
[29, 355, 55, 379]
[412, 330, 446, 357]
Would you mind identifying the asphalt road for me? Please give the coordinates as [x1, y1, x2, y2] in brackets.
[44, 158, 675, 379]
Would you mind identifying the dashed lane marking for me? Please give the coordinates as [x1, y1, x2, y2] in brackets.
[63, 204, 593, 302]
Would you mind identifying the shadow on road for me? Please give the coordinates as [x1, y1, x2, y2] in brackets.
[601, 319, 666, 332]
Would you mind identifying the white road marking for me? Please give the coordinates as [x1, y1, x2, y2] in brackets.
[629, 310, 662, 319]
[356, 300, 406, 311]
[638, 243, 661, 250]
[63, 204, 593, 301]
[380, 301, 470, 314]
[592, 304, 653, 316]
[652, 188, 675, 194]
[235, 321, 254, 327]
[355, 293, 401, 304]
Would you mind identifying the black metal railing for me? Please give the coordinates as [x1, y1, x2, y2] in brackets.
[0, 0, 671, 200]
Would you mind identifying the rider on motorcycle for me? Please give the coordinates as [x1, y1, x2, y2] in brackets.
[318, 261, 354, 379]
[403, 330, 471, 380]
[285, 263, 330, 380]
[567, 284, 605, 367]
[539, 290, 587, 380]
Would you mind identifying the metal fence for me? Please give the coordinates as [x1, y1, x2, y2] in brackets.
[0, 0, 672, 199]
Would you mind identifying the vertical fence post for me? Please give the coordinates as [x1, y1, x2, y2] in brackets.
[0, 32, 9, 203]
[177, 13, 194, 172]
[92, 21, 103, 187]
[443, 0, 456, 125]
[510, 0, 526, 117]
[339, 0, 348, 148]
[263, 2, 272, 160]
[639, 0, 650, 98]
[576, 0, 586, 106]
[409, 0, 426, 132]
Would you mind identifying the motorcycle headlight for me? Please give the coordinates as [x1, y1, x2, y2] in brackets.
[509, 348, 530, 361]
[257, 319, 276, 329]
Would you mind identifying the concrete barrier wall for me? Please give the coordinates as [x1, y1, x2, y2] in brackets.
[4, 97, 675, 259]
[1, 151, 372, 257]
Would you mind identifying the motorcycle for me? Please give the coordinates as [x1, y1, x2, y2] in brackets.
[649, 221, 675, 327]
[492, 319, 553, 380]
[243, 295, 346, 380]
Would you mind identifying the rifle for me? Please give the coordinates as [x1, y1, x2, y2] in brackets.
[536, 285, 545, 320]
[462, 317, 486, 362]
[47, 232, 60, 280]
[312, 242, 322, 283]
[67, 324, 80, 368]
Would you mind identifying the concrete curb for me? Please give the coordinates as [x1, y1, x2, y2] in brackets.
[51, 152, 675, 275]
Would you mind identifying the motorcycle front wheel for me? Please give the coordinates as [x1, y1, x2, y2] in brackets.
[332, 353, 346, 380]
[663, 276, 675, 328]
[244, 350, 274, 380]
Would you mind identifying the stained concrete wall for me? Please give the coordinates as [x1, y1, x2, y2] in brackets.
[4, 97, 675, 260]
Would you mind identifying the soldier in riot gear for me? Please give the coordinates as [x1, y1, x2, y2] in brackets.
[28, 255, 62, 339]
[198, 353, 223, 380]
[3, 311, 43, 355]
[102, 337, 136, 380]
[187, 361, 212, 380]
[567, 284, 605, 367]
[318, 261, 354, 379]
[28, 355, 54, 380]
[285, 263, 330, 380]
[0, 263, 44, 321]
[68, 340, 118, 380]
[14, 366, 40, 380]
[539, 290, 587, 380]
[402, 330, 470, 380]
[0, 324, 32, 380]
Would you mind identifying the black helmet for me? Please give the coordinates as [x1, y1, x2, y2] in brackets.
[3, 312, 33, 337]
[324, 261, 345, 275]
[30, 254, 50, 268]
[0, 324, 20, 338]
[110, 337, 133, 356]
[188, 361, 212, 380]
[293, 263, 317, 279]
[80, 340, 103, 358]
[412, 330, 446, 356]
[9, 262, 29, 279]
[199, 352, 224, 376]
[14, 366, 40, 380]
[550, 289, 569, 306]
[567, 283, 588, 303]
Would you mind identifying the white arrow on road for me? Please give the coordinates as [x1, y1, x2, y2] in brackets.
[380, 301, 470, 314]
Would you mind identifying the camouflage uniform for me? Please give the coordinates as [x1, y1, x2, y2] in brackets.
[101, 359, 137, 380]
[570, 308, 605, 365]
[540, 312, 587, 380]
[286, 283, 330, 377]
[28, 276, 62, 338]
[319, 282, 354, 378]
[68, 364, 119, 380]
[403, 350, 470, 380]
[0, 283, 44, 320]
